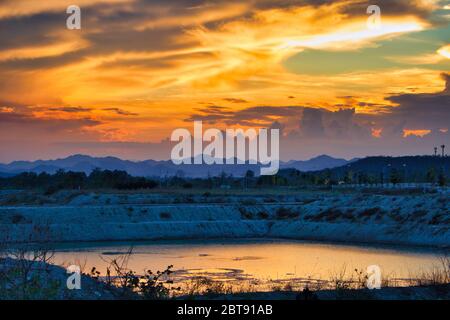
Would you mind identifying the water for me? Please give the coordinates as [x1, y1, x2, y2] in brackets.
[51, 239, 447, 289]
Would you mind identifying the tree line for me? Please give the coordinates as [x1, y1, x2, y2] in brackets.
[0, 169, 158, 193]
[0, 164, 447, 193]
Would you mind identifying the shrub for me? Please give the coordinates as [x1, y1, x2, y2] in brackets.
[11, 214, 25, 224]
[160, 212, 171, 220]
[358, 207, 383, 219]
[275, 207, 300, 220]
[3, 195, 19, 205]
[115, 179, 158, 190]
[302, 199, 317, 205]
[98, 250, 174, 299]
[257, 211, 269, 219]
[429, 214, 444, 225]
[341, 210, 356, 221]
[44, 185, 62, 196]
[305, 208, 347, 222]
[240, 199, 257, 205]
[388, 210, 404, 222]
[320, 208, 342, 222]
[412, 210, 427, 218]
[239, 207, 253, 219]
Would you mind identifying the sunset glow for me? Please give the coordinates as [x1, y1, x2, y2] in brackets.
[0, 0, 448, 161]
[0, 1, 450, 304]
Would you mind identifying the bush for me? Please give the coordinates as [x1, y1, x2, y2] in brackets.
[11, 214, 25, 224]
[44, 185, 62, 196]
[160, 212, 171, 219]
[97, 250, 175, 299]
[240, 199, 257, 205]
[429, 214, 445, 225]
[275, 207, 300, 220]
[412, 210, 427, 218]
[257, 211, 269, 219]
[239, 207, 253, 219]
[115, 178, 158, 190]
[358, 207, 383, 219]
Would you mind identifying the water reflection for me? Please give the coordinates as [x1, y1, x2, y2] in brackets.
[52, 239, 447, 291]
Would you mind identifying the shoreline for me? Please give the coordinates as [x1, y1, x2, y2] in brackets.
[48, 237, 449, 255]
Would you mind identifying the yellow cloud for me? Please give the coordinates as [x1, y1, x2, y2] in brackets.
[437, 44, 450, 59]
[0, 107, 14, 113]
[135, 2, 250, 30]
[390, 44, 450, 65]
[177, 3, 427, 92]
[403, 129, 431, 138]
[0, 36, 89, 61]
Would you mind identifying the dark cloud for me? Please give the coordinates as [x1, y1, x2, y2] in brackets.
[103, 107, 139, 116]
[300, 108, 325, 137]
[0, 110, 100, 127]
[0, 50, 89, 71]
[384, 73, 450, 129]
[49, 139, 173, 161]
[186, 105, 304, 126]
[47, 106, 93, 113]
[184, 74, 449, 146]
[223, 98, 249, 104]
[0, 12, 62, 51]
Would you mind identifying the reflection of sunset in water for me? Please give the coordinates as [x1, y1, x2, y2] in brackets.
[52, 239, 444, 285]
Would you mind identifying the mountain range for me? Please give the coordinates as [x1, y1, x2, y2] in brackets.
[0, 154, 352, 178]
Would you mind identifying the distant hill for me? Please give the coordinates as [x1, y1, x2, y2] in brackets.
[0, 154, 351, 178]
[281, 155, 450, 184]
[281, 155, 356, 171]
[327, 156, 449, 176]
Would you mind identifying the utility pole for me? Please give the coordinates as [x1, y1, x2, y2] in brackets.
[434, 147, 438, 156]
[442, 145, 446, 157]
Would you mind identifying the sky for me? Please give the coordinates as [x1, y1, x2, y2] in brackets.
[0, 0, 449, 162]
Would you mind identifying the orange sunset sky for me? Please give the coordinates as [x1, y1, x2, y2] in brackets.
[0, 0, 449, 162]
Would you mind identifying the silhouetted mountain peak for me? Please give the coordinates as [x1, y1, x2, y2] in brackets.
[0, 154, 352, 177]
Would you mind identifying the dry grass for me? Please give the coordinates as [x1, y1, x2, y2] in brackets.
[182, 277, 234, 297]
[173, 258, 450, 298]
